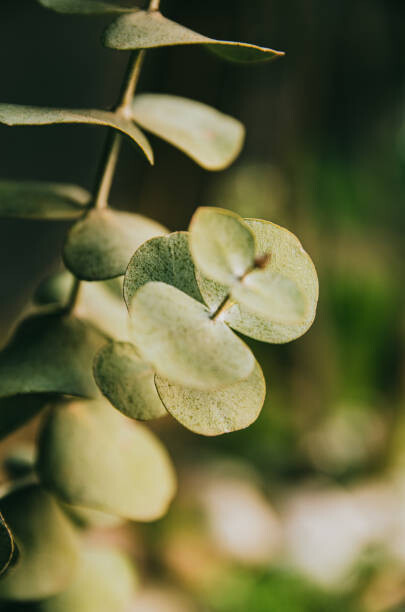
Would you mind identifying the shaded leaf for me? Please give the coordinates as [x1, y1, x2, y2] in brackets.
[3, 444, 36, 479]
[189, 207, 256, 285]
[0, 314, 105, 399]
[231, 269, 308, 324]
[198, 219, 319, 343]
[131, 94, 244, 170]
[94, 341, 166, 420]
[38, 398, 176, 521]
[0, 181, 89, 220]
[104, 11, 284, 63]
[0, 485, 79, 601]
[63, 208, 168, 281]
[36, 545, 136, 612]
[0, 512, 15, 579]
[34, 271, 75, 306]
[0, 105, 153, 164]
[128, 281, 255, 390]
[38, 0, 138, 14]
[155, 359, 265, 436]
[124, 231, 203, 308]
[0, 396, 47, 441]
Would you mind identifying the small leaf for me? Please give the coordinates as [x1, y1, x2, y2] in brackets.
[63, 208, 168, 281]
[103, 11, 284, 63]
[0, 395, 47, 441]
[231, 269, 308, 324]
[34, 270, 75, 305]
[128, 281, 255, 390]
[189, 207, 256, 286]
[155, 359, 265, 436]
[94, 342, 166, 420]
[36, 545, 136, 612]
[124, 231, 203, 308]
[38, 0, 138, 14]
[0, 485, 79, 601]
[38, 398, 177, 521]
[131, 94, 244, 170]
[0, 314, 105, 399]
[0, 512, 15, 579]
[0, 105, 153, 164]
[197, 219, 319, 343]
[0, 181, 89, 220]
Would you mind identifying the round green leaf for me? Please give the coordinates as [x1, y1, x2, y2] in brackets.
[0, 485, 79, 601]
[0, 512, 15, 579]
[123, 231, 203, 308]
[128, 281, 255, 390]
[63, 209, 168, 281]
[78, 280, 131, 341]
[0, 314, 106, 399]
[94, 342, 166, 420]
[189, 207, 256, 286]
[38, 0, 138, 13]
[231, 269, 308, 324]
[0, 396, 47, 441]
[131, 94, 244, 170]
[155, 359, 265, 436]
[38, 398, 177, 521]
[103, 11, 284, 63]
[0, 105, 153, 164]
[36, 545, 136, 612]
[34, 271, 75, 306]
[197, 219, 319, 343]
[0, 181, 89, 220]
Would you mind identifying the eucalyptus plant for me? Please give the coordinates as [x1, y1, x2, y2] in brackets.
[0, 0, 318, 609]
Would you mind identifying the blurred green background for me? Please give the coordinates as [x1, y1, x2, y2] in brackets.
[0, 0, 404, 610]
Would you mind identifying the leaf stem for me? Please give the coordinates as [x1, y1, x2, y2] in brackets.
[211, 294, 234, 321]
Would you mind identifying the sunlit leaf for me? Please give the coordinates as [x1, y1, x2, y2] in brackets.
[155, 359, 265, 436]
[104, 11, 284, 63]
[38, 0, 138, 14]
[0, 105, 153, 164]
[124, 231, 203, 308]
[0, 485, 79, 601]
[0, 314, 105, 399]
[131, 94, 244, 170]
[231, 269, 308, 324]
[94, 342, 166, 420]
[198, 219, 319, 343]
[36, 545, 136, 612]
[0, 396, 47, 441]
[38, 398, 177, 521]
[189, 207, 256, 286]
[0, 181, 89, 220]
[128, 281, 255, 390]
[0, 513, 15, 579]
[63, 208, 168, 281]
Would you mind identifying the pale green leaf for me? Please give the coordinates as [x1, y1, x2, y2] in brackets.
[104, 11, 284, 63]
[197, 219, 319, 343]
[0, 105, 153, 164]
[0, 181, 89, 220]
[38, 398, 177, 521]
[0, 512, 15, 579]
[36, 545, 136, 612]
[78, 279, 131, 341]
[0, 395, 47, 441]
[123, 231, 203, 308]
[128, 281, 255, 390]
[155, 359, 265, 436]
[0, 314, 105, 399]
[131, 94, 244, 170]
[63, 209, 168, 281]
[231, 269, 308, 324]
[0, 485, 79, 601]
[61, 504, 125, 529]
[38, 0, 138, 14]
[93, 342, 166, 420]
[189, 207, 256, 286]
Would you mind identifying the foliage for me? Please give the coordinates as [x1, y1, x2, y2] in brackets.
[0, 0, 318, 608]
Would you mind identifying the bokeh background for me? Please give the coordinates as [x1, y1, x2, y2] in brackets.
[0, 0, 404, 610]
